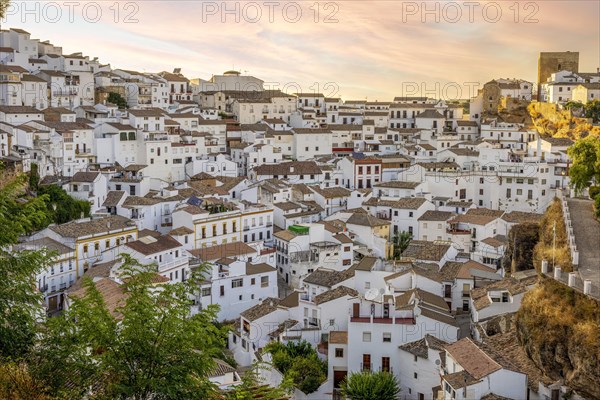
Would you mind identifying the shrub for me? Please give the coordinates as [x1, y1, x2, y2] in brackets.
[340, 371, 400, 400]
[264, 340, 327, 394]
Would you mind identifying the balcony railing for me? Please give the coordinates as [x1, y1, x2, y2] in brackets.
[53, 90, 78, 96]
[447, 228, 471, 235]
[158, 256, 189, 272]
[361, 363, 372, 372]
[350, 315, 415, 325]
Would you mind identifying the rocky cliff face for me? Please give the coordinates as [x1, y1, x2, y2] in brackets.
[528, 102, 600, 139]
[516, 278, 600, 399]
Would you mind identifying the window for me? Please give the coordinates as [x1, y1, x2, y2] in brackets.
[201, 287, 211, 296]
[414, 372, 418, 379]
[261, 276, 269, 287]
[251, 278, 256, 285]
[383, 332, 391, 342]
[335, 348, 344, 358]
[232, 279, 243, 288]
[414, 355, 418, 362]
[83, 244, 88, 253]
[362, 332, 371, 342]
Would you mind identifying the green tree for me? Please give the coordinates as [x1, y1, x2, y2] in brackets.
[564, 100, 584, 111]
[31, 256, 228, 399]
[37, 184, 91, 225]
[392, 231, 412, 259]
[107, 92, 129, 109]
[264, 340, 327, 394]
[219, 366, 292, 400]
[340, 371, 400, 400]
[567, 135, 600, 194]
[0, 165, 54, 359]
[584, 100, 600, 123]
[28, 163, 40, 192]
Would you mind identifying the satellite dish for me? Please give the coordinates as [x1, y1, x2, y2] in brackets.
[365, 288, 381, 302]
[435, 359, 441, 366]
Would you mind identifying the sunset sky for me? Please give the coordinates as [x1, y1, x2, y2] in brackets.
[4, 0, 599, 100]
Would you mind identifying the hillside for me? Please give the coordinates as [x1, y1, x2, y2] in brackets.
[532, 198, 573, 273]
[516, 278, 600, 399]
[528, 102, 600, 140]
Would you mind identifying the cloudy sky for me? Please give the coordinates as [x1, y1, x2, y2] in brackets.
[4, 0, 599, 100]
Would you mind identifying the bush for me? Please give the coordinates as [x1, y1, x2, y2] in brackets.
[265, 340, 327, 394]
[340, 371, 400, 400]
[589, 186, 600, 200]
[595, 194, 600, 219]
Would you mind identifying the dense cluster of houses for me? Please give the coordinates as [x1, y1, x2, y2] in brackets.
[1, 27, 594, 399]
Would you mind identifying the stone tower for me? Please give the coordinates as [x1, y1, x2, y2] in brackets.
[537, 51, 580, 97]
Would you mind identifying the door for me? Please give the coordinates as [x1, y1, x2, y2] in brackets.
[383, 304, 390, 318]
[362, 354, 371, 371]
[381, 357, 390, 372]
[353, 303, 359, 318]
[333, 371, 347, 389]
[47, 295, 58, 312]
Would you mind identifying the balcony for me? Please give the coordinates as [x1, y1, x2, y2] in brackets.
[53, 90, 78, 97]
[360, 363, 372, 372]
[376, 213, 392, 221]
[157, 256, 189, 273]
[300, 293, 310, 301]
[447, 228, 471, 235]
[350, 315, 415, 325]
[307, 317, 320, 327]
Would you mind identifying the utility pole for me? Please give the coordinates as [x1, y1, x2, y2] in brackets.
[552, 220, 557, 270]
